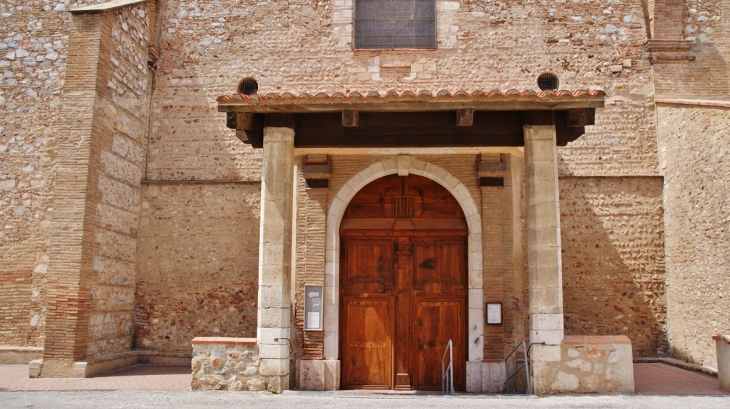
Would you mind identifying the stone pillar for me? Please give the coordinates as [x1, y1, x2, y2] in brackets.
[257, 127, 295, 392]
[524, 119, 564, 394]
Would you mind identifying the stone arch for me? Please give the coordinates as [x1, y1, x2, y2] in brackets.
[323, 156, 484, 362]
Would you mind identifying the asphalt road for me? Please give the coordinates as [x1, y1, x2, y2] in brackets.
[1, 390, 729, 409]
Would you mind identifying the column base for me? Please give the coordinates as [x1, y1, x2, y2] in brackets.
[296, 359, 340, 390]
[465, 361, 506, 393]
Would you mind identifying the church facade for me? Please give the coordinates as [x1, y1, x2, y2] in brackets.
[0, 0, 728, 393]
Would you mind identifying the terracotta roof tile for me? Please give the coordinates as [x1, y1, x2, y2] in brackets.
[217, 89, 606, 104]
[217, 89, 605, 113]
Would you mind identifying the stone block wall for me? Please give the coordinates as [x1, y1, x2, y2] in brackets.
[135, 182, 260, 353]
[652, 0, 729, 100]
[560, 177, 668, 357]
[0, 0, 104, 351]
[84, 2, 154, 360]
[0, 0, 156, 356]
[191, 337, 271, 391]
[38, 1, 154, 375]
[657, 105, 730, 369]
[542, 335, 635, 393]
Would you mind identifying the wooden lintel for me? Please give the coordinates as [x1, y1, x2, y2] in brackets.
[342, 110, 359, 127]
[566, 108, 595, 127]
[230, 110, 587, 148]
[264, 113, 295, 129]
[456, 109, 474, 127]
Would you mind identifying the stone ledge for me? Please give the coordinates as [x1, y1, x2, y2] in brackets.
[30, 351, 193, 378]
[0, 346, 44, 364]
[71, 0, 147, 13]
[563, 335, 631, 345]
[656, 99, 730, 109]
[191, 337, 257, 346]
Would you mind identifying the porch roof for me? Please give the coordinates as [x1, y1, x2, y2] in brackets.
[217, 89, 606, 149]
[216, 89, 606, 113]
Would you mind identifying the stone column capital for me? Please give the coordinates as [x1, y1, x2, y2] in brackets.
[263, 127, 295, 143]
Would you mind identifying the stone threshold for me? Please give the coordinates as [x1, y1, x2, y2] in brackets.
[29, 350, 192, 378]
[633, 357, 718, 378]
[283, 390, 538, 399]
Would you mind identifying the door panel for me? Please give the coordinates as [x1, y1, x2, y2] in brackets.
[341, 239, 395, 294]
[414, 299, 465, 390]
[412, 239, 466, 292]
[342, 297, 394, 389]
[340, 175, 468, 391]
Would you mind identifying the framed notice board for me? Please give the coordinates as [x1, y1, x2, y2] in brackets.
[304, 285, 323, 331]
[486, 302, 503, 325]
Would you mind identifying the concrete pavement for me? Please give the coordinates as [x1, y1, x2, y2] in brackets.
[1, 363, 728, 408]
[0, 390, 729, 409]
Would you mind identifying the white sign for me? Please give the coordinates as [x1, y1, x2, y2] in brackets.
[304, 285, 323, 331]
[486, 303, 502, 325]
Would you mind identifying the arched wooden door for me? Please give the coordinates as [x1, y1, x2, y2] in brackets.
[340, 175, 467, 391]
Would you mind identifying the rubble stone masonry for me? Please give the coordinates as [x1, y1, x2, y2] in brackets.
[657, 105, 729, 369]
[135, 182, 260, 353]
[560, 176, 667, 357]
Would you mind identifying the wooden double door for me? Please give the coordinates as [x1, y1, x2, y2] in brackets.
[339, 175, 467, 391]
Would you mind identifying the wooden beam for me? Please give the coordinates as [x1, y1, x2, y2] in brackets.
[566, 108, 595, 127]
[342, 110, 359, 127]
[523, 111, 554, 126]
[234, 110, 585, 148]
[227, 112, 263, 130]
[456, 109, 474, 127]
[264, 113, 295, 128]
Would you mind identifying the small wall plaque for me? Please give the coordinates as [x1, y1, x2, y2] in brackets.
[486, 302, 503, 325]
[304, 285, 323, 331]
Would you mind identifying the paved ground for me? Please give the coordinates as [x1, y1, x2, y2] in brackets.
[634, 363, 729, 395]
[0, 364, 191, 391]
[0, 363, 728, 408]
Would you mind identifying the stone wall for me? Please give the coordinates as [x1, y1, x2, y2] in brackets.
[135, 182, 260, 354]
[39, 2, 154, 375]
[191, 337, 271, 391]
[141, 1, 667, 369]
[540, 335, 635, 393]
[560, 176, 668, 357]
[84, 2, 154, 360]
[0, 0, 98, 350]
[657, 105, 730, 369]
[652, 0, 729, 100]
[146, 0, 657, 182]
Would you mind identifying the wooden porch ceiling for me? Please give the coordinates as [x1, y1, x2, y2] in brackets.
[216, 90, 606, 148]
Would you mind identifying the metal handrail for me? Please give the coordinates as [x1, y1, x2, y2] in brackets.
[504, 339, 531, 394]
[441, 339, 455, 395]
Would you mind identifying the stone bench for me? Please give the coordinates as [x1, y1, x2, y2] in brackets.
[191, 337, 273, 391]
[713, 334, 730, 392]
[546, 335, 634, 393]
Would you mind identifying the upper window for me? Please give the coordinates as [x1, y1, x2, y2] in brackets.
[354, 0, 436, 49]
